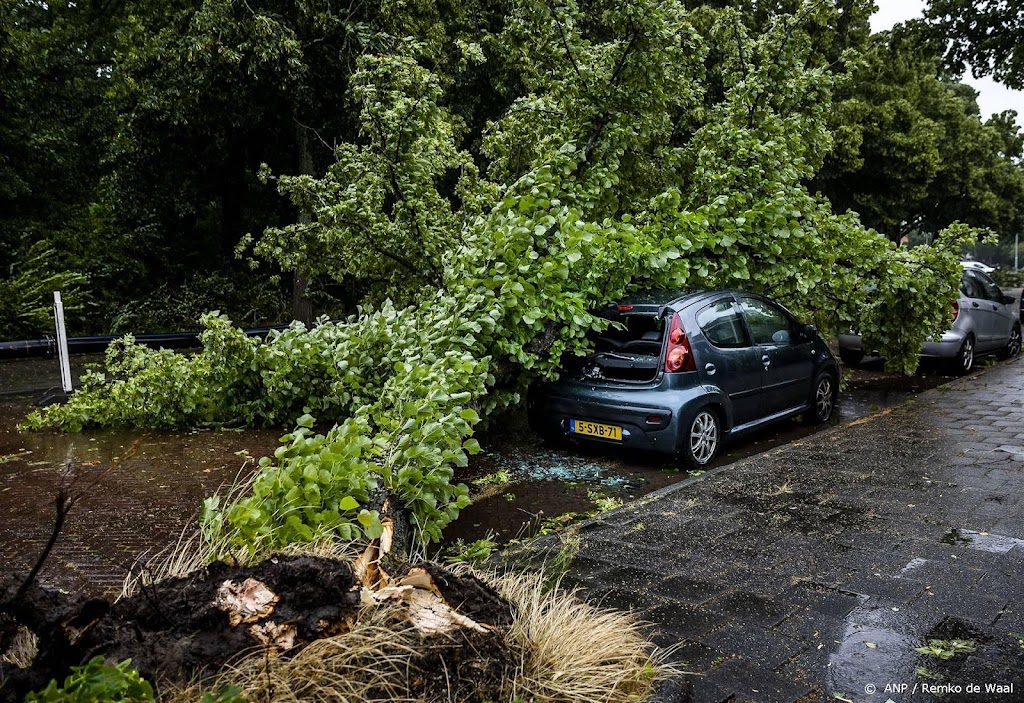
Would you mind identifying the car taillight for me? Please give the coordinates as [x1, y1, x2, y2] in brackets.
[664, 312, 696, 373]
[950, 301, 960, 323]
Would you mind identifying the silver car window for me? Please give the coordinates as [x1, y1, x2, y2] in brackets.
[960, 273, 981, 299]
[974, 270, 1003, 302]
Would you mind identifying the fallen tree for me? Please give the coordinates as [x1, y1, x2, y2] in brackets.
[24, 0, 973, 559]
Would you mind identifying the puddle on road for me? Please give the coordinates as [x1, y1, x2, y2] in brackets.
[828, 605, 923, 700]
[941, 528, 1024, 554]
[0, 395, 282, 595]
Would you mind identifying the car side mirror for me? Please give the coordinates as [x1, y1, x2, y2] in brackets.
[1003, 294, 1016, 306]
[801, 324, 817, 339]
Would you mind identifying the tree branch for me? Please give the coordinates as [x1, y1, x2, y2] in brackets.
[546, 0, 592, 96]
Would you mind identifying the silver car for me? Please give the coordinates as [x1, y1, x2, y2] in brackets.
[838, 265, 1022, 373]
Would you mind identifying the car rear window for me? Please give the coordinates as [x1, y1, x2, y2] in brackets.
[593, 314, 664, 356]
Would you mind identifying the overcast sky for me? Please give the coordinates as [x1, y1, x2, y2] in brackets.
[870, 0, 1022, 123]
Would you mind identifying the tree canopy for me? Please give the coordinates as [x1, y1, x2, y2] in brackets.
[813, 28, 1024, 242]
[2, 0, 1022, 340]
[923, 0, 1024, 90]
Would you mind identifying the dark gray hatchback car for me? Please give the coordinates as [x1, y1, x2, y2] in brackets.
[527, 290, 839, 468]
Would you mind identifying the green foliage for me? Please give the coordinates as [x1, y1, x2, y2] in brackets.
[0, 241, 87, 340]
[445, 535, 498, 565]
[26, 657, 153, 703]
[108, 272, 286, 334]
[914, 639, 977, 660]
[199, 685, 247, 703]
[246, 52, 488, 304]
[27, 0, 979, 553]
[473, 470, 512, 487]
[813, 29, 1024, 243]
[992, 267, 1024, 289]
[587, 490, 624, 513]
[199, 687, 247, 703]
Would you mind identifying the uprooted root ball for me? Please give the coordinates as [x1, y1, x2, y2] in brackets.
[3, 556, 677, 703]
[172, 568, 676, 703]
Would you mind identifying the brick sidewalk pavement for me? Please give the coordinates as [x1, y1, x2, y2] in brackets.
[560, 356, 1024, 703]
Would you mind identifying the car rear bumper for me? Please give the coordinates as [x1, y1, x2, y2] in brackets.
[527, 378, 702, 455]
[838, 332, 964, 359]
[920, 332, 965, 358]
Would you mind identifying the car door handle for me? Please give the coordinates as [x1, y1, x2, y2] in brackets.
[992, 305, 999, 311]
[972, 302, 980, 308]
[762, 354, 771, 369]
[705, 363, 717, 375]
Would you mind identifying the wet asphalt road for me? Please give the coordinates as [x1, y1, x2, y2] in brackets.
[538, 355, 1024, 703]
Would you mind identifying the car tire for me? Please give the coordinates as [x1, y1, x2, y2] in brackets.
[679, 407, 720, 470]
[804, 371, 837, 425]
[996, 324, 1021, 361]
[839, 349, 863, 367]
[952, 335, 975, 375]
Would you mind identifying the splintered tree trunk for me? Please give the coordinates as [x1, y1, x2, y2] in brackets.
[291, 121, 314, 326]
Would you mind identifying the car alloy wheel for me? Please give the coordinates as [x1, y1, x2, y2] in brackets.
[1004, 326, 1022, 359]
[957, 336, 974, 374]
[688, 409, 719, 466]
[815, 374, 835, 422]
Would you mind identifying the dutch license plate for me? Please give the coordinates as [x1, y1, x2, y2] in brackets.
[570, 419, 623, 441]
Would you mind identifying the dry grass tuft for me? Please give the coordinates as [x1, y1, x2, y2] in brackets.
[0, 619, 38, 669]
[492, 568, 680, 703]
[163, 610, 431, 703]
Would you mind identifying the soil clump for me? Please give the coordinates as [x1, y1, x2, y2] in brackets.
[1, 555, 516, 702]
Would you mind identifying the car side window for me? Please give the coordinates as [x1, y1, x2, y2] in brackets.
[740, 297, 795, 346]
[695, 299, 751, 349]
[974, 270, 1003, 301]
[960, 273, 981, 299]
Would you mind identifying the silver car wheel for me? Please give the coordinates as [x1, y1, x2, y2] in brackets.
[959, 336, 974, 373]
[1009, 327, 1022, 358]
[689, 410, 719, 465]
[815, 375, 834, 421]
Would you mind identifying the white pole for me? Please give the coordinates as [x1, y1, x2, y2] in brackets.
[53, 291, 73, 394]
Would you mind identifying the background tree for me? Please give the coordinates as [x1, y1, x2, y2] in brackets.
[0, 0, 113, 335]
[923, 0, 1024, 90]
[103, 0, 516, 325]
[812, 27, 1024, 243]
